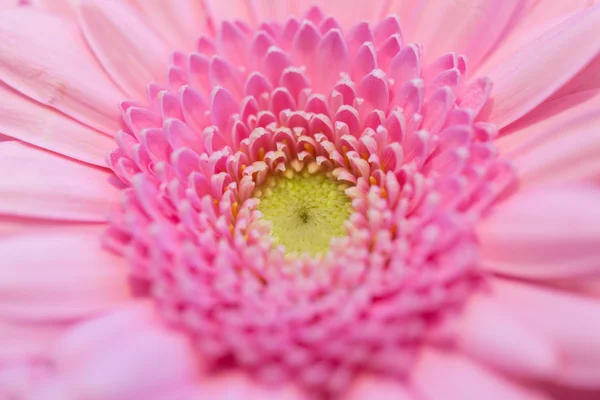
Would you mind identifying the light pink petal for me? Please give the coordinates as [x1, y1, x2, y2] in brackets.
[0, 320, 69, 361]
[497, 89, 600, 152]
[204, 0, 255, 25]
[498, 91, 600, 187]
[482, 4, 600, 128]
[386, 0, 421, 37]
[0, 141, 118, 221]
[478, 186, 600, 280]
[409, 0, 522, 68]
[0, 0, 19, 9]
[250, 0, 293, 22]
[457, 291, 558, 379]
[411, 348, 549, 400]
[189, 371, 305, 400]
[295, 0, 390, 28]
[549, 53, 600, 100]
[78, 0, 171, 99]
[0, 217, 74, 238]
[476, 0, 593, 76]
[28, 0, 77, 19]
[52, 302, 198, 400]
[345, 374, 414, 400]
[0, 82, 113, 167]
[132, 0, 207, 50]
[0, 9, 124, 134]
[491, 279, 600, 389]
[0, 362, 54, 400]
[0, 225, 130, 322]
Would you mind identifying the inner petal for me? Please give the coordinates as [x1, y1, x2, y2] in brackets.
[255, 168, 351, 256]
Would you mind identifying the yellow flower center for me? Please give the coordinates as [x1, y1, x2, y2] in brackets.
[255, 169, 352, 256]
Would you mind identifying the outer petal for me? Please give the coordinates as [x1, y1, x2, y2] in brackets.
[298, 0, 390, 27]
[131, 0, 208, 50]
[482, 4, 600, 128]
[476, 0, 593, 75]
[498, 91, 600, 187]
[250, 0, 293, 22]
[491, 279, 600, 389]
[188, 372, 305, 400]
[0, 225, 130, 321]
[550, 54, 600, 99]
[497, 89, 600, 151]
[408, 0, 522, 68]
[28, 0, 77, 19]
[0, 320, 69, 361]
[78, 0, 171, 99]
[203, 0, 255, 25]
[457, 291, 559, 379]
[345, 375, 414, 400]
[477, 186, 600, 280]
[0, 0, 19, 9]
[0, 9, 124, 134]
[48, 302, 199, 400]
[0, 141, 119, 221]
[411, 348, 549, 400]
[0, 82, 113, 167]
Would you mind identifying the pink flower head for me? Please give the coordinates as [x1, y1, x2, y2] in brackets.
[1, 1, 600, 399]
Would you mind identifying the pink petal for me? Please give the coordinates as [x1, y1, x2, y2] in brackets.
[0, 0, 19, 9]
[248, 0, 292, 22]
[0, 319, 69, 361]
[296, 1, 389, 28]
[497, 89, 600, 152]
[411, 348, 549, 400]
[457, 291, 559, 379]
[78, 0, 171, 99]
[315, 29, 349, 92]
[0, 141, 118, 221]
[476, 0, 593, 76]
[345, 374, 414, 400]
[410, 0, 521, 68]
[0, 82, 113, 167]
[0, 9, 124, 134]
[499, 90, 600, 187]
[53, 302, 198, 400]
[491, 279, 600, 389]
[189, 371, 304, 400]
[477, 186, 600, 280]
[204, 0, 255, 25]
[132, 0, 207, 50]
[483, 5, 600, 128]
[0, 225, 130, 322]
[550, 53, 600, 99]
[28, 0, 77, 19]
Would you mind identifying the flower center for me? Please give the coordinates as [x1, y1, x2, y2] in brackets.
[255, 168, 351, 256]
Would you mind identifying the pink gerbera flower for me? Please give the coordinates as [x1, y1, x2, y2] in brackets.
[1, 0, 600, 398]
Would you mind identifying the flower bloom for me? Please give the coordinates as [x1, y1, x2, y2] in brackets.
[1, 0, 600, 399]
